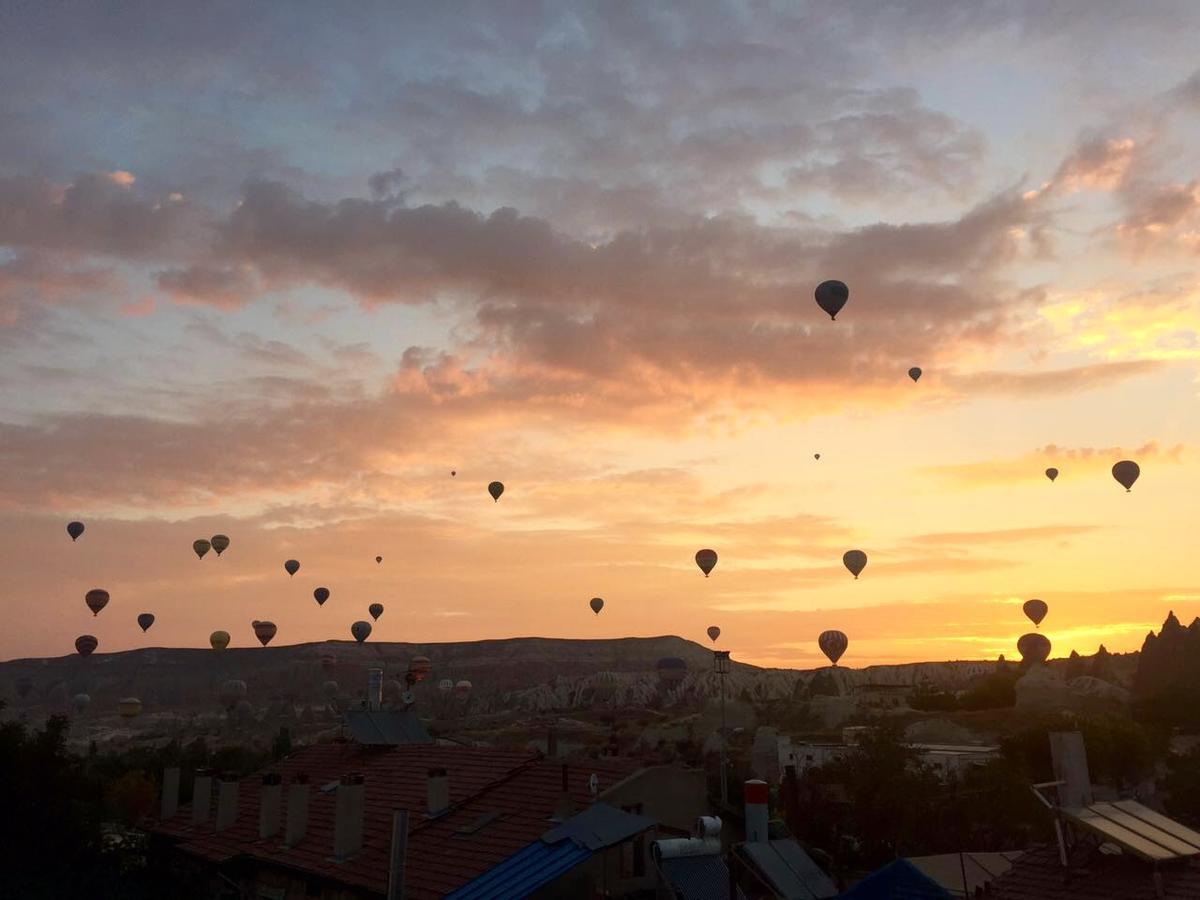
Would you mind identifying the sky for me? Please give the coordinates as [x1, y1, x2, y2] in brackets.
[2, 1, 1200, 668]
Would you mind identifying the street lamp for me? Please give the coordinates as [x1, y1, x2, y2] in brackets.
[714, 650, 731, 805]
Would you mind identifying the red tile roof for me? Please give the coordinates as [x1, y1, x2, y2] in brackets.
[991, 843, 1200, 899]
[155, 743, 646, 899]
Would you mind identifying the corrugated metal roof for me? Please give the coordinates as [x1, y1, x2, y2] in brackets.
[659, 854, 747, 900]
[541, 801, 656, 850]
[838, 858, 953, 899]
[444, 838, 592, 900]
[740, 840, 837, 899]
[992, 842, 1200, 899]
[343, 709, 431, 745]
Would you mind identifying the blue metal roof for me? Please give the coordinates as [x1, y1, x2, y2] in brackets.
[343, 710, 431, 745]
[837, 858, 953, 899]
[444, 838, 592, 900]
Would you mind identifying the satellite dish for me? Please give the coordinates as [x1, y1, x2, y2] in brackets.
[589, 773, 599, 797]
[402, 691, 415, 705]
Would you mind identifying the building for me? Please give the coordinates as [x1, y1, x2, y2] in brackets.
[153, 740, 708, 899]
[776, 733, 998, 782]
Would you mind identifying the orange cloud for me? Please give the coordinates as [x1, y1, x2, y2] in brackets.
[926, 441, 1187, 487]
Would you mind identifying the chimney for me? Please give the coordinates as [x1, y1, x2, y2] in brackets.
[216, 774, 239, 832]
[744, 779, 768, 843]
[161, 767, 180, 820]
[547, 725, 558, 759]
[333, 774, 365, 860]
[427, 768, 449, 817]
[782, 764, 801, 838]
[259, 773, 282, 840]
[367, 667, 383, 711]
[552, 763, 573, 822]
[284, 773, 310, 847]
[192, 768, 213, 825]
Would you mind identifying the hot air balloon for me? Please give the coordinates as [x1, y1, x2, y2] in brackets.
[284, 559, 300, 577]
[706, 626, 721, 643]
[908, 367, 922, 382]
[842, 550, 867, 580]
[409, 656, 432, 682]
[814, 453, 820, 460]
[85, 589, 109, 616]
[323, 680, 339, 700]
[1023, 599, 1048, 628]
[368, 603, 384, 621]
[253, 621, 277, 646]
[193, 539, 211, 560]
[1112, 460, 1140, 492]
[75, 635, 98, 657]
[589, 597, 604, 615]
[15, 677, 32, 699]
[211, 534, 230, 556]
[67, 521, 85, 541]
[438, 678, 454, 694]
[818, 630, 848, 666]
[375, 555, 383, 565]
[351, 621, 372, 643]
[815, 280, 849, 320]
[319, 651, 336, 673]
[137, 613, 155, 633]
[72, 693, 90, 715]
[656, 657, 687, 687]
[314, 587, 330, 606]
[118, 697, 142, 719]
[1018, 632, 1051, 665]
[488, 481, 504, 502]
[451, 470, 457, 477]
[454, 679, 472, 697]
[219, 679, 247, 709]
[1045, 468, 1059, 483]
[210, 630, 230, 652]
[695, 549, 718, 577]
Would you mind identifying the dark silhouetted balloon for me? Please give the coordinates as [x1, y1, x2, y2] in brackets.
[67, 521, 85, 541]
[375, 556, 382, 564]
[75, 635, 98, 657]
[488, 481, 504, 502]
[85, 589, 109, 616]
[319, 651, 336, 673]
[454, 679, 472, 696]
[409, 656, 432, 682]
[323, 680, 339, 700]
[193, 539, 211, 560]
[351, 620, 372, 643]
[908, 367, 922, 382]
[707, 625, 721, 643]
[284, 559, 300, 577]
[219, 679, 246, 709]
[253, 621, 277, 646]
[210, 630, 230, 651]
[451, 470, 456, 476]
[590, 597, 604, 615]
[118, 697, 142, 719]
[314, 587, 330, 606]
[72, 693, 90, 714]
[815, 280, 849, 320]
[842, 550, 867, 579]
[1112, 460, 1140, 492]
[656, 656, 688, 686]
[211, 534, 230, 556]
[368, 603, 384, 621]
[814, 453, 820, 460]
[1023, 599, 1048, 627]
[1018, 632, 1051, 665]
[137, 613, 155, 633]
[819, 630, 848, 665]
[1045, 468, 1058, 483]
[695, 548, 718, 577]
[439, 678, 453, 694]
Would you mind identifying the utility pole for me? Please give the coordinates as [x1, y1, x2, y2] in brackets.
[714, 650, 731, 806]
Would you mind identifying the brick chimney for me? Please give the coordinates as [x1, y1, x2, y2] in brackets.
[259, 773, 282, 840]
[192, 768, 213, 826]
[216, 774, 239, 832]
[427, 768, 449, 817]
[333, 774, 365, 860]
[284, 773, 310, 847]
[161, 767, 180, 820]
[744, 779, 768, 843]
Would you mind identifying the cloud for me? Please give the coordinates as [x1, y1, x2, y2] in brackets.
[907, 524, 1102, 546]
[1049, 136, 1136, 193]
[927, 440, 1187, 487]
[945, 360, 1166, 396]
[156, 264, 260, 309]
